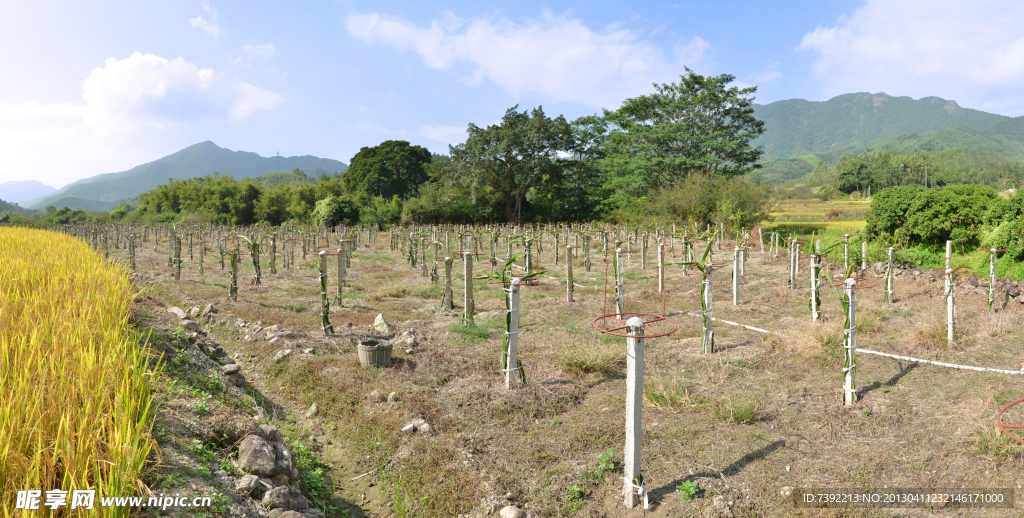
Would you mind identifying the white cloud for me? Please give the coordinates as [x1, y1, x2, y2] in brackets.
[346, 10, 709, 109]
[189, 16, 220, 39]
[80, 52, 282, 125]
[0, 52, 283, 188]
[420, 124, 466, 147]
[234, 43, 277, 63]
[798, 0, 1024, 115]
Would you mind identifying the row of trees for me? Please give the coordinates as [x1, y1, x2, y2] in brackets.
[810, 148, 1024, 196]
[24, 69, 772, 229]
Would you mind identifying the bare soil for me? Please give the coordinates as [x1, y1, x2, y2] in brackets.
[126, 234, 1024, 517]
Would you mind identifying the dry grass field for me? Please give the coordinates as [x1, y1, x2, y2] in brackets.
[108, 230, 1024, 517]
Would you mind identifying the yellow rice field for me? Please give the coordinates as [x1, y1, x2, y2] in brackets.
[0, 228, 156, 517]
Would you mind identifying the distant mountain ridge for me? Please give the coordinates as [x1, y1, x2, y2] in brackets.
[22, 141, 348, 211]
[752, 92, 1015, 160]
[0, 180, 56, 204]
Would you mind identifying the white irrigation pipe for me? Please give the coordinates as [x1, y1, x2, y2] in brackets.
[856, 349, 1024, 375]
[673, 312, 1024, 374]
[674, 311, 780, 336]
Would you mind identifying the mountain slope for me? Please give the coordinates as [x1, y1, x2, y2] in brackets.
[0, 180, 56, 203]
[752, 92, 1012, 160]
[23, 141, 348, 210]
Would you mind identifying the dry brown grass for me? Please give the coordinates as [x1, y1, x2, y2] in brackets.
[785, 318, 844, 355]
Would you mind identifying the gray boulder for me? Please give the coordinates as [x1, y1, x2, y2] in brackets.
[262, 486, 291, 509]
[168, 306, 187, 319]
[238, 435, 277, 476]
[222, 363, 241, 375]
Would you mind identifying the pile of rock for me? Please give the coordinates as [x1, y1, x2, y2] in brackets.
[238, 320, 296, 344]
[234, 424, 324, 518]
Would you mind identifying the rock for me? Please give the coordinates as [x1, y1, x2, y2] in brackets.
[306, 403, 319, 418]
[274, 349, 293, 362]
[405, 348, 414, 354]
[269, 509, 286, 518]
[267, 324, 282, 333]
[298, 509, 325, 518]
[345, 322, 354, 328]
[405, 418, 433, 434]
[262, 486, 292, 509]
[250, 324, 265, 335]
[373, 314, 392, 334]
[279, 330, 295, 337]
[403, 336, 416, 348]
[1009, 286, 1021, 297]
[280, 512, 306, 518]
[269, 337, 281, 344]
[290, 494, 310, 510]
[221, 355, 236, 365]
[202, 303, 215, 316]
[236, 318, 247, 327]
[499, 506, 528, 518]
[387, 392, 398, 402]
[209, 411, 258, 444]
[260, 424, 283, 442]
[236, 474, 261, 495]
[213, 469, 229, 478]
[227, 373, 245, 387]
[271, 473, 290, 487]
[189, 307, 202, 319]
[303, 348, 315, 355]
[257, 477, 275, 492]
[780, 486, 794, 497]
[290, 467, 300, 482]
[274, 442, 293, 474]
[222, 363, 241, 375]
[367, 390, 384, 402]
[168, 306, 187, 319]
[238, 435, 277, 476]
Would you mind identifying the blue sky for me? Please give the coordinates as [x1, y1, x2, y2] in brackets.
[2, 0, 1022, 188]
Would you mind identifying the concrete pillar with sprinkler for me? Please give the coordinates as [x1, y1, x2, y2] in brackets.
[623, 316, 646, 508]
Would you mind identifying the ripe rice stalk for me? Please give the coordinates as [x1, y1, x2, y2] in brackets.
[0, 227, 158, 517]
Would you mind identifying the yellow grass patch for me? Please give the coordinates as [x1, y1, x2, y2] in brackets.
[0, 228, 157, 516]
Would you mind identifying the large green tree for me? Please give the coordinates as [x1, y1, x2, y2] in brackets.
[451, 105, 571, 222]
[602, 68, 765, 208]
[343, 140, 431, 199]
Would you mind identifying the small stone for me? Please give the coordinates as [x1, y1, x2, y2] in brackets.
[367, 390, 384, 402]
[267, 324, 283, 333]
[303, 348, 315, 354]
[373, 314, 392, 334]
[269, 509, 286, 518]
[235, 474, 260, 495]
[499, 506, 528, 518]
[168, 306, 187, 319]
[221, 355, 236, 365]
[306, 403, 319, 418]
[780, 486, 794, 497]
[202, 303, 215, 316]
[236, 318, 247, 327]
[262, 486, 291, 509]
[279, 512, 305, 518]
[260, 424, 283, 442]
[298, 509, 325, 518]
[269, 337, 281, 344]
[223, 363, 241, 375]
[405, 348, 414, 354]
[189, 307, 202, 319]
[274, 349, 292, 362]
[271, 473, 290, 487]
[387, 392, 398, 402]
[411, 418, 433, 433]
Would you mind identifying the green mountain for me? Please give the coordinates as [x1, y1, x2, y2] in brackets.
[23, 141, 348, 211]
[0, 198, 35, 216]
[752, 92, 1012, 160]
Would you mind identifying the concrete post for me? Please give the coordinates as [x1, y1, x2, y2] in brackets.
[657, 241, 665, 293]
[623, 316, 645, 508]
[464, 252, 475, 324]
[506, 279, 521, 389]
[732, 247, 740, 306]
[946, 240, 955, 343]
[443, 257, 454, 310]
[616, 248, 625, 318]
[566, 246, 574, 303]
[843, 278, 857, 406]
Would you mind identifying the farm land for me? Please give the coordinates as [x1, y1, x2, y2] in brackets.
[99, 222, 1024, 518]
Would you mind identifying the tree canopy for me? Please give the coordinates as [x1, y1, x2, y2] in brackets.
[601, 68, 765, 208]
[342, 140, 431, 199]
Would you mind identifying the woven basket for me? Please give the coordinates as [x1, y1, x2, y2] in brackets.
[357, 339, 392, 368]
